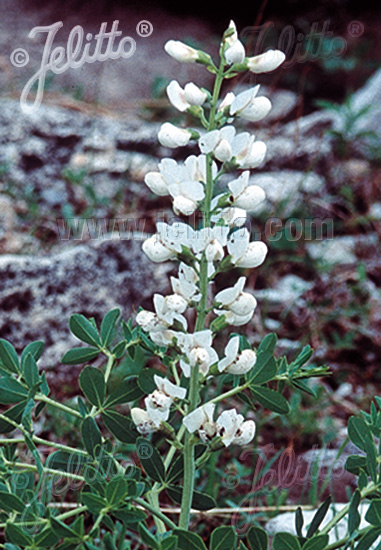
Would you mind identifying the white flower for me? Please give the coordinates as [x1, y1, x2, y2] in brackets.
[225, 39, 245, 64]
[179, 330, 218, 377]
[218, 92, 235, 113]
[153, 375, 187, 401]
[153, 293, 187, 330]
[216, 409, 256, 446]
[142, 222, 194, 263]
[227, 229, 268, 269]
[150, 329, 179, 347]
[158, 123, 192, 148]
[218, 336, 257, 375]
[164, 40, 199, 63]
[136, 310, 167, 333]
[199, 126, 267, 168]
[228, 171, 266, 211]
[224, 20, 238, 47]
[183, 403, 217, 442]
[167, 81, 207, 112]
[246, 50, 285, 73]
[192, 226, 229, 262]
[230, 86, 272, 122]
[211, 196, 247, 228]
[169, 180, 205, 216]
[144, 172, 169, 196]
[164, 294, 188, 314]
[215, 277, 257, 317]
[131, 408, 157, 435]
[171, 263, 201, 303]
[145, 391, 172, 427]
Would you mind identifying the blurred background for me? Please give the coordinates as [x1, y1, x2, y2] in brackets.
[0, 0, 381, 524]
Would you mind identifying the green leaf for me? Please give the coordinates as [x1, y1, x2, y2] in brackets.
[106, 476, 128, 507]
[258, 333, 277, 354]
[102, 410, 139, 443]
[0, 491, 25, 513]
[306, 497, 332, 538]
[0, 401, 27, 433]
[247, 526, 268, 550]
[291, 379, 316, 397]
[365, 499, 381, 526]
[348, 416, 372, 452]
[23, 353, 40, 389]
[302, 535, 329, 550]
[104, 376, 144, 407]
[62, 347, 101, 364]
[250, 386, 289, 414]
[161, 535, 178, 550]
[0, 377, 28, 404]
[173, 530, 207, 550]
[273, 533, 301, 550]
[20, 341, 44, 371]
[5, 544, 22, 550]
[348, 489, 361, 535]
[211, 526, 237, 550]
[295, 507, 304, 539]
[50, 518, 79, 539]
[69, 314, 101, 347]
[355, 527, 381, 550]
[81, 416, 102, 458]
[138, 523, 160, 550]
[345, 455, 368, 476]
[138, 368, 163, 393]
[79, 366, 105, 408]
[34, 527, 60, 547]
[47, 450, 88, 473]
[113, 340, 127, 358]
[5, 524, 32, 546]
[248, 353, 277, 385]
[0, 339, 20, 374]
[101, 309, 120, 348]
[136, 437, 165, 483]
[166, 485, 216, 511]
[81, 492, 107, 514]
[112, 506, 147, 524]
[365, 437, 378, 483]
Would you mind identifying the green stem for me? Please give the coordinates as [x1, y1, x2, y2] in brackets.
[134, 497, 177, 530]
[36, 394, 82, 419]
[0, 428, 87, 457]
[178, 55, 226, 532]
[3, 459, 85, 481]
[208, 381, 250, 405]
[325, 525, 373, 550]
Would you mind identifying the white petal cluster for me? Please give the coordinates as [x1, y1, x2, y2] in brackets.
[167, 80, 207, 112]
[144, 155, 215, 216]
[171, 263, 201, 303]
[222, 20, 285, 77]
[227, 228, 268, 268]
[183, 404, 255, 447]
[224, 21, 245, 65]
[131, 375, 186, 435]
[199, 126, 267, 169]
[230, 86, 272, 122]
[178, 330, 218, 378]
[246, 50, 286, 73]
[218, 336, 256, 375]
[142, 221, 194, 263]
[214, 276, 257, 326]
[158, 123, 192, 148]
[164, 40, 200, 63]
[228, 171, 266, 211]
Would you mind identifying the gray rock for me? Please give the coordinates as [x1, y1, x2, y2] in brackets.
[350, 69, 381, 158]
[255, 274, 313, 304]
[250, 170, 325, 207]
[0, 236, 170, 368]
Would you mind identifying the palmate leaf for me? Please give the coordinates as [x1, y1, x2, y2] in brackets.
[0, 339, 20, 374]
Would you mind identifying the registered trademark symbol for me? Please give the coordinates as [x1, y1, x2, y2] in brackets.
[348, 20, 364, 38]
[136, 20, 153, 37]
